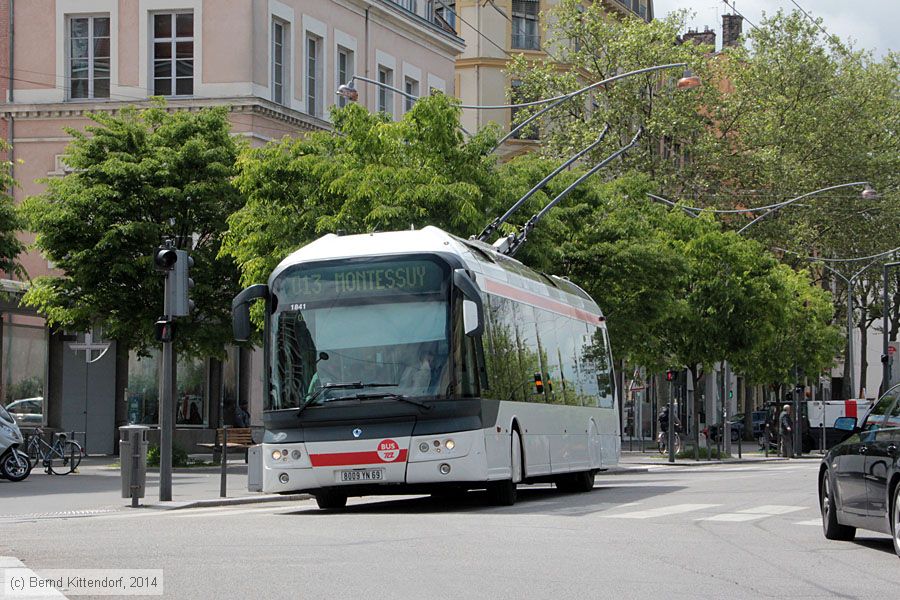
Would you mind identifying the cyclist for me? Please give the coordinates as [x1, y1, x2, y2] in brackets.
[657, 406, 681, 452]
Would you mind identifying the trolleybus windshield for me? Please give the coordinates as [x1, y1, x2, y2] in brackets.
[267, 257, 451, 411]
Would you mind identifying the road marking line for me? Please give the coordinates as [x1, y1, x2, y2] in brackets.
[698, 513, 767, 522]
[794, 519, 822, 526]
[603, 503, 720, 519]
[739, 505, 806, 515]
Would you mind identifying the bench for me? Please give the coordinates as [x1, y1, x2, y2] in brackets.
[196, 428, 254, 463]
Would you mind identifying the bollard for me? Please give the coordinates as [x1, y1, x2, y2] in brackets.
[119, 425, 148, 508]
[764, 424, 769, 458]
[738, 430, 742, 459]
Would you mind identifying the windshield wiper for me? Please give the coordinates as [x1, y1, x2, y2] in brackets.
[297, 382, 398, 416]
[344, 392, 433, 411]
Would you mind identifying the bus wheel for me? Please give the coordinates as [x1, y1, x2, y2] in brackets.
[315, 491, 348, 510]
[556, 471, 594, 493]
[488, 430, 521, 506]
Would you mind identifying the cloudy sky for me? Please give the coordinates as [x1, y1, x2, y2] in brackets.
[652, 0, 898, 58]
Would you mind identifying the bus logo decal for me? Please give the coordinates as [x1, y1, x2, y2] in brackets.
[376, 439, 401, 462]
[352, 428, 362, 438]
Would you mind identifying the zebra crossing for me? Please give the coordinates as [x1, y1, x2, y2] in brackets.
[599, 501, 816, 525]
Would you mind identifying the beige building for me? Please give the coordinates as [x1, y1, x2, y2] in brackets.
[0, 0, 463, 453]
[453, 0, 652, 154]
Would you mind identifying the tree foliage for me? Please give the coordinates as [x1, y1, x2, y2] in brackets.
[19, 103, 243, 356]
[0, 139, 25, 278]
[222, 95, 502, 288]
[505, 0, 722, 192]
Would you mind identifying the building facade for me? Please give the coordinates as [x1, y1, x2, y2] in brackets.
[0, 0, 463, 453]
[453, 0, 652, 155]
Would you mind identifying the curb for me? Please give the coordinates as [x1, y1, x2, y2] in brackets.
[602, 467, 650, 475]
[142, 493, 311, 511]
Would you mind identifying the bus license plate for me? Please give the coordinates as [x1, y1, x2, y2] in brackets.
[338, 469, 384, 482]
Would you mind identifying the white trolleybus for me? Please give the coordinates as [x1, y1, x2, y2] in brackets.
[233, 226, 620, 509]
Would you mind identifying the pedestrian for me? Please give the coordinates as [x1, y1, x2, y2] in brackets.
[779, 404, 794, 458]
[235, 399, 250, 428]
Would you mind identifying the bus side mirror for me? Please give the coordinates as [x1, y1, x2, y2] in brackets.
[232, 284, 269, 342]
[453, 269, 484, 337]
[833, 416, 857, 432]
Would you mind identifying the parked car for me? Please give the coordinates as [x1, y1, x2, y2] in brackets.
[4, 397, 43, 428]
[818, 383, 900, 557]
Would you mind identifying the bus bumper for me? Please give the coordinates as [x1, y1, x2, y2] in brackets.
[253, 429, 489, 494]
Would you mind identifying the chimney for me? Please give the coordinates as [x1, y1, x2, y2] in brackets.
[722, 13, 743, 48]
[681, 26, 716, 50]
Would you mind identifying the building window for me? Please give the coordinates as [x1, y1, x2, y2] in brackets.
[434, 1, 456, 31]
[512, 1, 540, 50]
[68, 16, 110, 100]
[306, 34, 322, 117]
[377, 65, 393, 116]
[337, 46, 354, 108]
[404, 76, 419, 112]
[272, 19, 289, 106]
[392, 0, 417, 11]
[153, 12, 193, 96]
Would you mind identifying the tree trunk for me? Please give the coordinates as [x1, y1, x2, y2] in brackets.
[688, 364, 701, 461]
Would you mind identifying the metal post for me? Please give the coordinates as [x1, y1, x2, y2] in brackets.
[221, 426, 228, 497]
[793, 367, 800, 458]
[882, 262, 900, 394]
[764, 423, 769, 457]
[847, 285, 855, 399]
[159, 273, 173, 502]
[131, 433, 140, 508]
[667, 378, 675, 463]
[723, 361, 731, 458]
[220, 359, 227, 498]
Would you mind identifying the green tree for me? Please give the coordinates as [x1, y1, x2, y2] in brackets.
[505, 0, 723, 193]
[0, 139, 25, 279]
[19, 103, 244, 357]
[222, 95, 501, 289]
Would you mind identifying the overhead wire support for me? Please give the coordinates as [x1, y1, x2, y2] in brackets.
[498, 126, 643, 257]
[475, 125, 610, 242]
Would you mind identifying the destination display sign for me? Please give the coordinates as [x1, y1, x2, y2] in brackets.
[276, 259, 445, 303]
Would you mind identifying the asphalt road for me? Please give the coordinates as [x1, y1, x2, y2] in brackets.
[1, 460, 898, 600]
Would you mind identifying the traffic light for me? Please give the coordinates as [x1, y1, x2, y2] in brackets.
[534, 372, 544, 394]
[155, 247, 177, 271]
[155, 318, 175, 342]
[170, 249, 195, 317]
[665, 370, 675, 382]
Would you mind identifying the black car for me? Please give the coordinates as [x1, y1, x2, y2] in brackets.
[819, 383, 900, 556]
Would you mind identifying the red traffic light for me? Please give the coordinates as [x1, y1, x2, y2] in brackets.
[665, 370, 676, 382]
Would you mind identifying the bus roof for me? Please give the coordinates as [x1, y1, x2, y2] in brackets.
[270, 226, 604, 319]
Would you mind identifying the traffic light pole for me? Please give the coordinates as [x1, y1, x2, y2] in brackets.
[159, 266, 174, 502]
[667, 377, 675, 464]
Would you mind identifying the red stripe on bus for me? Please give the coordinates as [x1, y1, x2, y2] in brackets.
[309, 449, 409, 467]
[845, 400, 857, 419]
[482, 278, 602, 325]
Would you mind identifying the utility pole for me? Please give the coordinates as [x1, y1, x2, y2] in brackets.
[666, 370, 675, 464]
[882, 261, 900, 394]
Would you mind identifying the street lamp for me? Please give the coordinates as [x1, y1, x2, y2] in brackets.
[736, 182, 877, 234]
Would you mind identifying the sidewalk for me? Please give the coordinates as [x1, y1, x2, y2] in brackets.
[0, 456, 304, 518]
[620, 449, 823, 466]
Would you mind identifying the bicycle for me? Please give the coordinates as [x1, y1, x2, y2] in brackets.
[23, 428, 84, 475]
[657, 429, 682, 455]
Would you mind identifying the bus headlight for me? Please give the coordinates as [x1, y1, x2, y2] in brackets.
[445, 439, 455, 450]
[271, 450, 282, 461]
